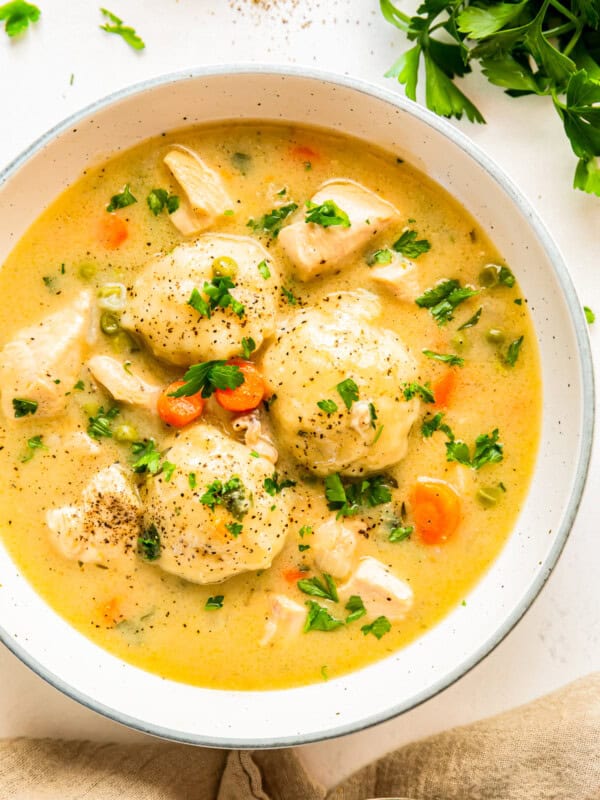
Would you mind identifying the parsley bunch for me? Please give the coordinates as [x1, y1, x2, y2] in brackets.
[381, 0, 600, 195]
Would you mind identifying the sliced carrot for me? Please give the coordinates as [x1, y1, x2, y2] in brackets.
[290, 144, 319, 162]
[98, 214, 128, 249]
[158, 380, 204, 427]
[432, 371, 456, 409]
[410, 479, 461, 545]
[283, 568, 306, 583]
[214, 359, 265, 413]
[101, 597, 124, 626]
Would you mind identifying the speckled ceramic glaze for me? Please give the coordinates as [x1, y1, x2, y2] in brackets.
[0, 68, 593, 748]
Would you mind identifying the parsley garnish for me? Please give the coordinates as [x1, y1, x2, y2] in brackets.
[20, 434, 47, 463]
[457, 306, 482, 330]
[225, 521, 243, 538]
[305, 199, 351, 228]
[421, 411, 454, 438]
[247, 203, 298, 237]
[299, 543, 310, 552]
[138, 524, 161, 561]
[505, 335, 524, 366]
[304, 601, 344, 632]
[317, 398, 338, 415]
[146, 188, 180, 216]
[345, 595, 367, 623]
[297, 573, 339, 602]
[263, 472, 296, 495]
[584, 305, 595, 324]
[12, 398, 38, 418]
[336, 378, 359, 410]
[447, 428, 504, 470]
[389, 524, 413, 542]
[161, 461, 176, 482]
[299, 525, 312, 538]
[106, 183, 137, 212]
[325, 473, 393, 517]
[257, 259, 271, 279]
[73, 380, 85, 391]
[498, 266, 516, 287]
[188, 276, 245, 319]
[422, 349, 465, 366]
[393, 229, 431, 258]
[403, 381, 435, 402]
[188, 472, 197, 489]
[100, 8, 145, 50]
[87, 406, 119, 439]
[131, 439, 162, 474]
[361, 615, 391, 639]
[0, 1, 40, 37]
[169, 360, 244, 398]
[368, 402, 378, 428]
[205, 595, 224, 610]
[416, 279, 478, 325]
[241, 336, 256, 359]
[367, 248, 394, 266]
[200, 476, 248, 520]
[281, 286, 298, 305]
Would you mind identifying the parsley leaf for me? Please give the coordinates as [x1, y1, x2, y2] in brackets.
[100, 8, 145, 50]
[131, 439, 162, 474]
[367, 248, 394, 265]
[205, 595, 224, 610]
[446, 428, 504, 469]
[361, 615, 392, 639]
[317, 399, 338, 415]
[169, 360, 244, 398]
[87, 406, 119, 439]
[393, 228, 431, 258]
[325, 473, 393, 517]
[584, 305, 595, 324]
[304, 601, 344, 632]
[305, 199, 351, 228]
[403, 381, 435, 402]
[106, 184, 137, 212]
[281, 286, 298, 305]
[225, 521, 243, 538]
[257, 259, 271, 279]
[421, 411, 454, 439]
[138, 523, 161, 561]
[505, 335, 524, 366]
[0, 1, 40, 37]
[422, 348, 465, 366]
[241, 336, 256, 359]
[389, 524, 413, 542]
[263, 472, 296, 495]
[345, 595, 367, 623]
[12, 398, 38, 418]
[20, 434, 47, 463]
[161, 461, 176, 482]
[416, 279, 478, 325]
[200, 476, 249, 520]
[147, 188, 179, 216]
[188, 276, 245, 319]
[297, 573, 339, 602]
[247, 203, 298, 237]
[457, 306, 482, 330]
[336, 378, 359, 410]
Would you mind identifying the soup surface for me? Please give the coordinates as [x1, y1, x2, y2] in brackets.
[0, 124, 541, 690]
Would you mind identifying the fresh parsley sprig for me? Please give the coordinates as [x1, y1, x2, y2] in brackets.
[169, 360, 244, 398]
[0, 1, 40, 37]
[100, 8, 145, 50]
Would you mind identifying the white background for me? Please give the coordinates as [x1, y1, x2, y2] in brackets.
[0, 0, 598, 789]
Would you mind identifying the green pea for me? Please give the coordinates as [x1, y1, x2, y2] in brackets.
[113, 424, 139, 443]
[476, 486, 504, 507]
[212, 256, 238, 278]
[486, 328, 505, 344]
[100, 312, 120, 336]
[78, 263, 97, 280]
[479, 264, 501, 288]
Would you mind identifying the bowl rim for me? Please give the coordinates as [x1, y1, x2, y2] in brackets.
[0, 64, 594, 749]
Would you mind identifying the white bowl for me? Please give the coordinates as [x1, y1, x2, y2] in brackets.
[0, 67, 594, 748]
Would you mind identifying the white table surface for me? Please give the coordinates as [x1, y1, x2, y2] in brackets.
[0, 0, 598, 790]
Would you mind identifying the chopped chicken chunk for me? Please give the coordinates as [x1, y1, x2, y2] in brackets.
[339, 557, 413, 621]
[232, 411, 278, 464]
[0, 293, 92, 421]
[47, 464, 142, 565]
[370, 254, 420, 302]
[278, 179, 400, 280]
[260, 594, 305, 646]
[312, 517, 358, 579]
[87, 355, 161, 412]
[164, 147, 232, 235]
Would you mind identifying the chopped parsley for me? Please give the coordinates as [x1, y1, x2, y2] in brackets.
[403, 381, 435, 402]
[305, 199, 351, 228]
[200, 476, 248, 520]
[367, 248, 393, 266]
[421, 411, 454, 439]
[298, 543, 310, 552]
[0, 1, 40, 37]
[345, 595, 367, 623]
[447, 429, 504, 470]
[188, 276, 245, 319]
[304, 601, 344, 632]
[169, 360, 244, 398]
[106, 183, 137, 212]
[457, 306, 482, 330]
[505, 335, 524, 367]
[263, 472, 296, 496]
[73, 380, 85, 391]
[20, 434, 47, 463]
[257, 259, 271, 279]
[389, 524, 413, 542]
[422, 349, 464, 367]
[281, 286, 298, 305]
[12, 398, 38, 418]
[498, 266, 516, 287]
[416, 279, 478, 325]
[325, 473, 394, 517]
[241, 336, 256, 359]
[393, 229, 431, 258]
[188, 472, 197, 489]
[131, 439, 162, 474]
[225, 522, 243, 538]
[361, 616, 391, 639]
[297, 573, 338, 602]
[247, 203, 298, 237]
[100, 8, 145, 50]
[336, 378, 359, 410]
[161, 461, 176, 482]
[584, 306, 595, 324]
[317, 399, 338, 415]
[146, 188, 180, 216]
[87, 406, 119, 439]
[299, 525, 312, 538]
[368, 402, 378, 428]
[205, 595, 224, 610]
[138, 524, 161, 561]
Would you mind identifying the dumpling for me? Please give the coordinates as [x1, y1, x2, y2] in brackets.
[278, 179, 400, 280]
[260, 292, 420, 476]
[121, 235, 280, 366]
[141, 423, 294, 584]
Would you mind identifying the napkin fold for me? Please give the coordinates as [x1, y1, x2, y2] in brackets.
[1, 673, 598, 800]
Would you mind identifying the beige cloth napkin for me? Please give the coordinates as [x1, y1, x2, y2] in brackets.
[1, 673, 598, 800]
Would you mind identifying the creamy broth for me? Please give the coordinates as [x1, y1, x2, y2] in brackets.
[0, 124, 541, 689]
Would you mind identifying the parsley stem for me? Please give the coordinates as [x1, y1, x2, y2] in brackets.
[544, 21, 575, 36]
[547, 0, 578, 24]
[562, 26, 583, 57]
